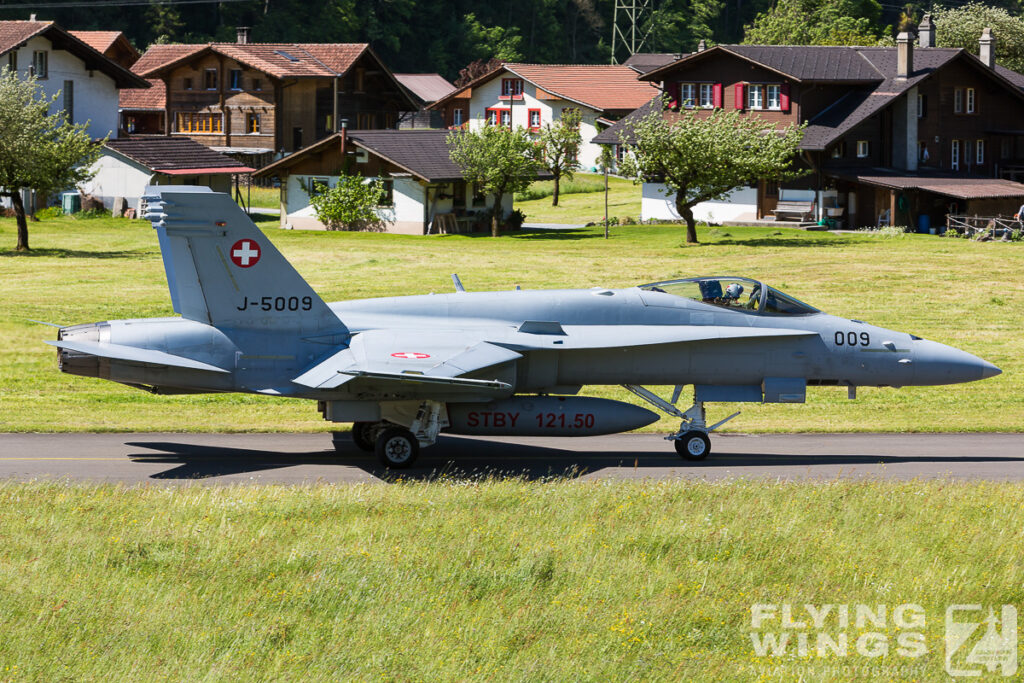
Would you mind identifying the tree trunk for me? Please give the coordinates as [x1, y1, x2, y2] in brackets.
[676, 193, 699, 244]
[492, 190, 503, 237]
[11, 190, 30, 252]
[552, 172, 560, 206]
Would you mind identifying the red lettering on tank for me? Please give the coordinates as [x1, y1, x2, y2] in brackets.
[509, 412, 519, 428]
[481, 412, 491, 427]
[494, 413, 506, 428]
[468, 412, 479, 427]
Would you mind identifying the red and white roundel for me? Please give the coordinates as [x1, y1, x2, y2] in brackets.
[230, 239, 261, 268]
[391, 352, 431, 360]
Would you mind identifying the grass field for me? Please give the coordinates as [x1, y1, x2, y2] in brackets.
[516, 173, 642, 224]
[242, 185, 280, 209]
[0, 214, 1021, 433]
[0, 479, 1020, 681]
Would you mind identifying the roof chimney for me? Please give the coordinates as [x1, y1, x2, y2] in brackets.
[980, 27, 995, 68]
[896, 31, 913, 79]
[236, 26, 250, 44]
[697, 39, 707, 52]
[918, 13, 934, 48]
[29, 13, 36, 21]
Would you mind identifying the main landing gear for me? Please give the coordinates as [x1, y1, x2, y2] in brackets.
[622, 385, 739, 460]
[332, 401, 446, 468]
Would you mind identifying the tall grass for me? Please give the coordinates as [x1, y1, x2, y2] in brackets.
[514, 176, 607, 201]
[0, 479, 1020, 680]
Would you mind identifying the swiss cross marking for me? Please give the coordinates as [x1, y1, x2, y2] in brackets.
[230, 239, 261, 268]
[391, 352, 431, 360]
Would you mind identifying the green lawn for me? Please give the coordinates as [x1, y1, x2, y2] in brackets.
[241, 184, 280, 209]
[516, 172, 642, 224]
[0, 479, 1021, 681]
[1, 215, 1021, 433]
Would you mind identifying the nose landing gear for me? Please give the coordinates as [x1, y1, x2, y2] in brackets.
[622, 385, 739, 460]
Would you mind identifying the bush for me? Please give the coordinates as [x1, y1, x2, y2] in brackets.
[503, 208, 526, 230]
[309, 176, 389, 232]
[35, 206, 62, 220]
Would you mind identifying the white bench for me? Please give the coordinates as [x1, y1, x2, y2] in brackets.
[772, 200, 815, 221]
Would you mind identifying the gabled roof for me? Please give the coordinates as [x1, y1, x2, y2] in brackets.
[69, 30, 133, 57]
[394, 73, 457, 104]
[429, 63, 658, 113]
[132, 42, 369, 79]
[120, 78, 165, 111]
[255, 129, 549, 183]
[641, 45, 885, 83]
[104, 137, 253, 174]
[0, 21, 149, 88]
[623, 53, 685, 74]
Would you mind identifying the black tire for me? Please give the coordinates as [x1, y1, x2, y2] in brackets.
[375, 427, 419, 468]
[674, 431, 711, 460]
[350, 421, 375, 452]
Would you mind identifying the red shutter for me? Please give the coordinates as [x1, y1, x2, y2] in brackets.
[712, 82, 722, 108]
[734, 83, 745, 110]
[668, 82, 680, 109]
[780, 83, 790, 112]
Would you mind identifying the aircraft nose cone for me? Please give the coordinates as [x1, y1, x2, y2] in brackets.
[913, 340, 1001, 385]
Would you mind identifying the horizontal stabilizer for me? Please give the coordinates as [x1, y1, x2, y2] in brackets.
[47, 339, 230, 373]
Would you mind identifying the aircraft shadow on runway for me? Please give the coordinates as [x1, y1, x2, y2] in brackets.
[124, 437, 1024, 482]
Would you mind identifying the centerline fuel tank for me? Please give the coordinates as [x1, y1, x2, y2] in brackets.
[445, 396, 659, 437]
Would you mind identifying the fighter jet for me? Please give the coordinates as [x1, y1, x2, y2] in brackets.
[49, 187, 1001, 467]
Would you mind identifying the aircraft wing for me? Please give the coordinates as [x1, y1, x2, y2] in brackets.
[47, 339, 230, 373]
[292, 330, 522, 390]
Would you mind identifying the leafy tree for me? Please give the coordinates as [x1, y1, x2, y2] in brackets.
[448, 124, 537, 236]
[308, 175, 389, 231]
[743, 0, 884, 46]
[618, 102, 805, 244]
[461, 12, 524, 62]
[0, 69, 101, 252]
[931, 3, 1024, 73]
[531, 108, 583, 206]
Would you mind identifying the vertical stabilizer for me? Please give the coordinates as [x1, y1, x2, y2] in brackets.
[143, 186, 341, 332]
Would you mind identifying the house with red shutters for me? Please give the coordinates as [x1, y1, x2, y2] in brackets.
[428, 63, 658, 171]
[597, 17, 1024, 230]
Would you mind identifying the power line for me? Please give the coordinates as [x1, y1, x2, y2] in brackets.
[0, 0, 251, 8]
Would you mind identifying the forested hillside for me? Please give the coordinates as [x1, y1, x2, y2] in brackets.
[3, 0, 1023, 78]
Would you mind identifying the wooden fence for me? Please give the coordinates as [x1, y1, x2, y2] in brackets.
[945, 214, 1020, 239]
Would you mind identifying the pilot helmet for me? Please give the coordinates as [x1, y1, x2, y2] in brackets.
[725, 283, 744, 299]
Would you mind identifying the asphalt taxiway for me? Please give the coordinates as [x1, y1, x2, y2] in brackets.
[0, 432, 1021, 484]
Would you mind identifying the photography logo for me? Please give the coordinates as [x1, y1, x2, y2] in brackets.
[945, 605, 1017, 677]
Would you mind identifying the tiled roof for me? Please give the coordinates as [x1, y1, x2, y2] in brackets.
[120, 79, 165, 110]
[641, 45, 884, 83]
[105, 137, 252, 173]
[592, 96, 660, 144]
[0, 20, 49, 55]
[623, 53, 685, 74]
[827, 167, 1024, 199]
[394, 73, 457, 103]
[504, 63, 659, 112]
[0, 21, 149, 88]
[132, 42, 368, 79]
[69, 30, 123, 54]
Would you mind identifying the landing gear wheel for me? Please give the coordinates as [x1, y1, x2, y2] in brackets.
[375, 427, 419, 468]
[675, 431, 711, 460]
[350, 421, 375, 452]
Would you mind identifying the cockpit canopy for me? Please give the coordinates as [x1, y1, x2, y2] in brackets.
[639, 276, 819, 315]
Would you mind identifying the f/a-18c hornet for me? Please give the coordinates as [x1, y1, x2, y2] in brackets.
[49, 187, 1001, 467]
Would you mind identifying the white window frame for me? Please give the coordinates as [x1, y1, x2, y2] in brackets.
[528, 109, 541, 128]
[680, 83, 696, 108]
[746, 85, 763, 110]
[766, 84, 782, 110]
[951, 139, 960, 170]
[452, 109, 463, 126]
[699, 83, 714, 108]
[856, 140, 869, 158]
[954, 88, 963, 114]
[500, 78, 524, 98]
[966, 88, 975, 114]
[976, 139, 985, 164]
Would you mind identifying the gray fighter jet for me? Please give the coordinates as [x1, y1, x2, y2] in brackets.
[49, 187, 1001, 467]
